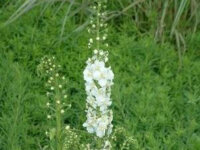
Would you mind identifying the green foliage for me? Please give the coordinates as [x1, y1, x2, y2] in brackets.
[2, 0, 200, 50]
[62, 126, 87, 150]
[0, 54, 46, 150]
[111, 127, 139, 150]
[0, 3, 200, 150]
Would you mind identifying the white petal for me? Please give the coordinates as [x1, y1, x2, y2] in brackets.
[99, 79, 107, 87]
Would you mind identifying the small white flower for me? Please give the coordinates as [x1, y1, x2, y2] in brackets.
[100, 51, 104, 55]
[93, 70, 101, 80]
[56, 100, 60, 104]
[50, 87, 54, 90]
[65, 125, 70, 130]
[61, 109, 65, 114]
[47, 115, 51, 119]
[105, 57, 108, 62]
[83, 67, 93, 82]
[45, 131, 48, 135]
[59, 85, 62, 88]
[89, 38, 93, 43]
[64, 95, 67, 99]
[103, 140, 112, 150]
[96, 37, 100, 41]
[46, 102, 50, 107]
[46, 92, 50, 96]
[96, 119, 107, 137]
[94, 49, 98, 54]
[56, 73, 59, 77]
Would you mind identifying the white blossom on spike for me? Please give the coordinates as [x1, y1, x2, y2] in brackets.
[83, 50, 114, 138]
[83, 0, 114, 141]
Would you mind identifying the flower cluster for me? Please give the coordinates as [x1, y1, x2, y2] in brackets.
[83, 50, 114, 138]
[87, 0, 109, 50]
[37, 56, 71, 150]
[102, 140, 112, 150]
[63, 126, 87, 150]
[111, 127, 139, 149]
[37, 56, 70, 120]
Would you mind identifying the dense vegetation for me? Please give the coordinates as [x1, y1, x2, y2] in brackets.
[0, 0, 200, 150]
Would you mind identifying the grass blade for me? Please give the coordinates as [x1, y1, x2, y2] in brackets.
[170, 0, 188, 37]
[60, 0, 75, 40]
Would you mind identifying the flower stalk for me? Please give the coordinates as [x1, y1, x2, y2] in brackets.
[55, 94, 62, 150]
[83, 0, 113, 149]
[97, 2, 100, 50]
[37, 56, 70, 150]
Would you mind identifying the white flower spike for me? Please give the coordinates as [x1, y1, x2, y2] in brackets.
[83, 2, 113, 150]
[83, 50, 114, 138]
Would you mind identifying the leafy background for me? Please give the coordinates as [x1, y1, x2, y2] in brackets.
[0, 0, 200, 149]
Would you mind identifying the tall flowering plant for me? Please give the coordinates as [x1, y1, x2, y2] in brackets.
[83, 0, 114, 149]
[37, 56, 71, 150]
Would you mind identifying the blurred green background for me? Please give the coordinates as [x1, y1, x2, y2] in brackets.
[0, 0, 200, 149]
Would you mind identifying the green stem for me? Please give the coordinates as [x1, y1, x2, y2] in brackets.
[97, 2, 100, 50]
[55, 91, 62, 150]
[96, 137, 105, 149]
